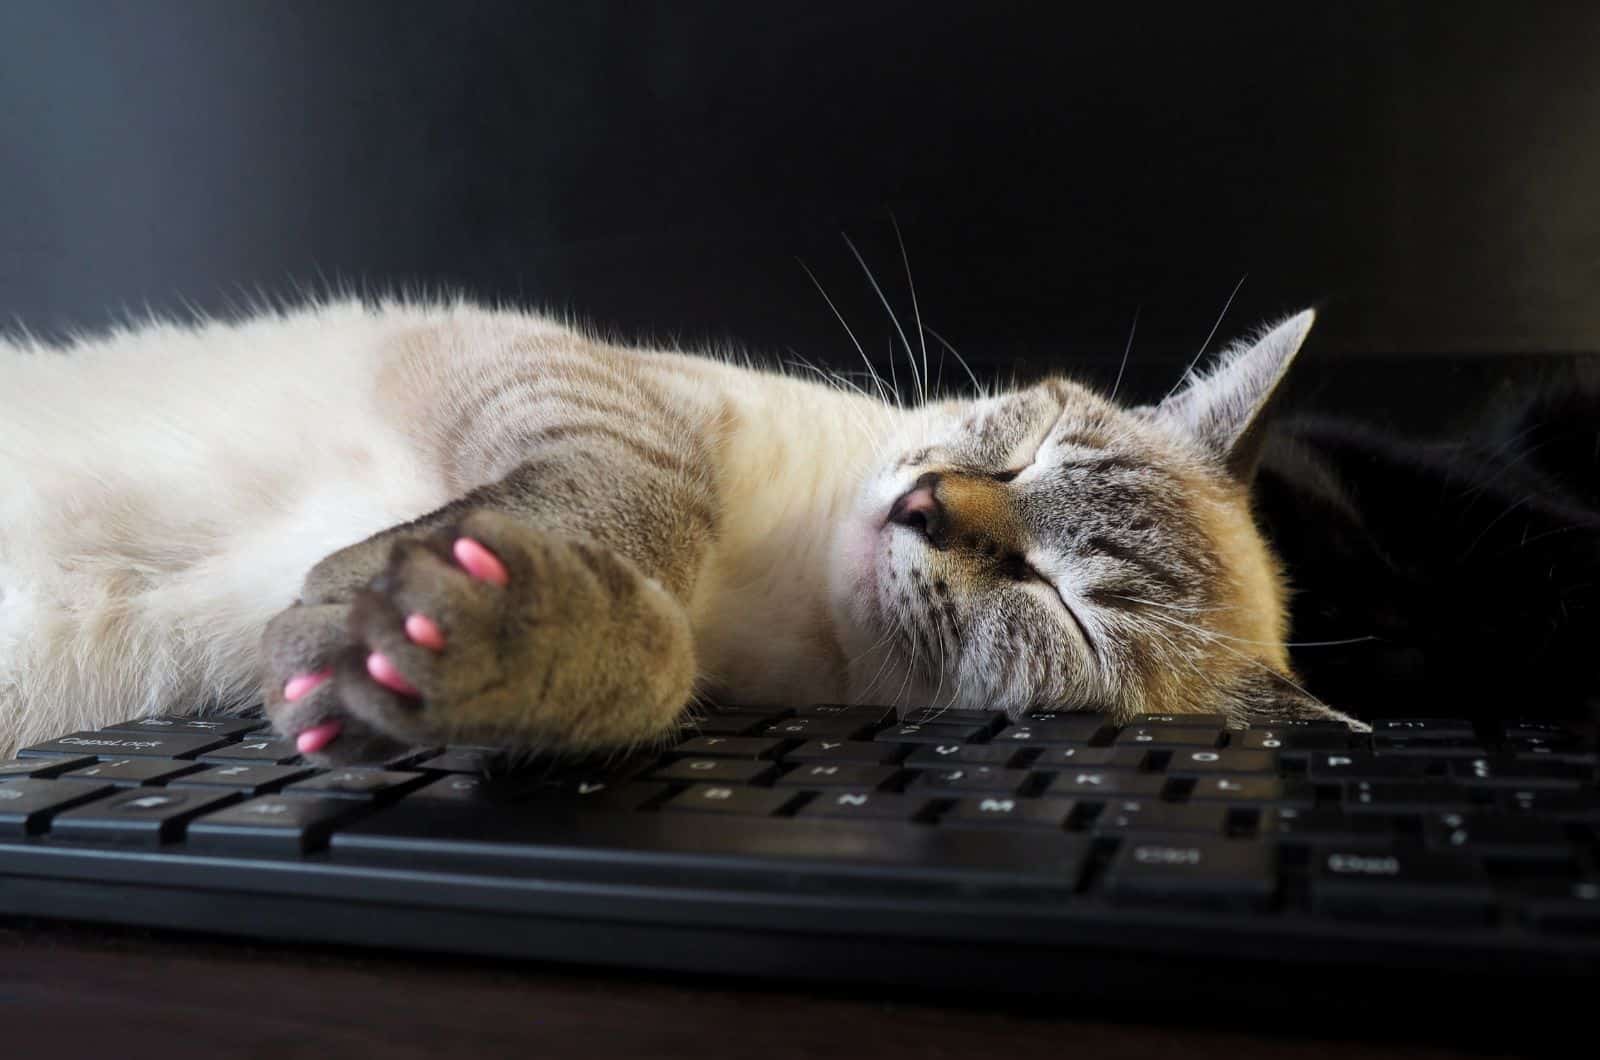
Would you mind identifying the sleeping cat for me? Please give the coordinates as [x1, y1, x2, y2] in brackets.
[0, 300, 1360, 763]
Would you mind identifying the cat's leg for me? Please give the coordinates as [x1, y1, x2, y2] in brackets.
[260, 451, 712, 763]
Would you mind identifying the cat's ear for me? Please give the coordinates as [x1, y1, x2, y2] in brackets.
[1155, 309, 1315, 482]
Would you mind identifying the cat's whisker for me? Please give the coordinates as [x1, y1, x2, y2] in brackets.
[889, 214, 932, 407]
[1108, 593, 1377, 649]
[1108, 304, 1139, 403]
[781, 353, 872, 401]
[1120, 602, 1342, 714]
[840, 232, 925, 406]
[1162, 273, 1247, 404]
[922, 325, 984, 398]
[853, 622, 909, 704]
[797, 258, 896, 408]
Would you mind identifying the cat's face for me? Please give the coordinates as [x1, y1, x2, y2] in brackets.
[830, 311, 1356, 725]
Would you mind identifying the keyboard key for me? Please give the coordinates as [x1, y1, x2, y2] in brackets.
[0, 779, 114, 835]
[873, 723, 988, 745]
[0, 756, 96, 780]
[1032, 746, 1148, 770]
[1344, 782, 1472, 813]
[20, 731, 230, 760]
[900, 707, 1001, 727]
[409, 773, 497, 802]
[169, 763, 317, 796]
[774, 763, 898, 789]
[783, 740, 904, 764]
[909, 766, 1030, 795]
[1187, 776, 1312, 807]
[1238, 729, 1361, 755]
[670, 736, 786, 760]
[792, 704, 894, 722]
[1307, 753, 1432, 782]
[1498, 789, 1600, 822]
[905, 744, 1021, 767]
[411, 747, 510, 773]
[1165, 749, 1277, 775]
[187, 795, 371, 854]
[416, 776, 663, 810]
[1522, 881, 1600, 933]
[50, 787, 238, 845]
[1129, 713, 1227, 728]
[1507, 739, 1598, 764]
[282, 769, 428, 801]
[1371, 738, 1486, 758]
[1246, 718, 1362, 731]
[1115, 726, 1221, 749]
[333, 805, 1089, 893]
[1503, 719, 1586, 740]
[662, 785, 798, 817]
[994, 718, 1110, 745]
[1046, 770, 1166, 797]
[1448, 757, 1591, 790]
[649, 758, 778, 785]
[687, 712, 779, 736]
[1371, 718, 1475, 740]
[199, 738, 302, 765]
[382, 746, 445, 769]
[942, 796, 1078, 830]
[761, 717, 875, 740]
[1423, 812, 1572, 861]
[1012, 714, 1113, 742]
[556, 780, 668, 811]
[1093, 800, 1228, 836]
[1312, 846, 1494, 922]
[1107, 839, 1276, 909]
[796, 791, 928, 821]
[102, 716, 267, 738]
[58, 757, 206, 787]
[1259, 807, 1404, 844]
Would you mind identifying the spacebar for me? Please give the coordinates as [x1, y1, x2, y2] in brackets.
[330, 803, 1087, 892]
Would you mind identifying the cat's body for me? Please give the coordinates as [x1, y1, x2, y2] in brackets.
[1, 299, 1350, 762]
[1, 302, 881, 750]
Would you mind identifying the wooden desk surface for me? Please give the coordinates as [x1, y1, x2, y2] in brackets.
[0, 921, 1492, 1059]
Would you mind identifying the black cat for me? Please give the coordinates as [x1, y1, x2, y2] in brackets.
[1258, 364, 1600, 724]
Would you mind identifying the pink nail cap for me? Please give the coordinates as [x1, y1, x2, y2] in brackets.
[453, 537, 509, 586]
[283, 669, 332, 702]
[405, 613, 446, 651]
[296, 720, 343, 754]
[366, 651, 420, 696]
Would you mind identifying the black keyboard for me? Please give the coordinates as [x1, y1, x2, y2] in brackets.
[3, 705, 1598, 999]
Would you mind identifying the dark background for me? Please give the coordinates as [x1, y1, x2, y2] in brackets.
[2, 1, 1598, 421]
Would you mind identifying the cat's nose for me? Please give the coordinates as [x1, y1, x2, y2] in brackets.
[887, 472, 947, 546]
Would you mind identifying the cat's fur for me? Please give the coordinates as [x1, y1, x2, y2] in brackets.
[0, 300, 1356, 762]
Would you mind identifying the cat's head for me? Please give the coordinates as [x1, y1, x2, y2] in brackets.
[831, 310, 1360, 726]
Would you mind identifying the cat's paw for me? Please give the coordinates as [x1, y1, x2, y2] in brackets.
[263, 511, 599, 763]
[261, 601, 407, 764]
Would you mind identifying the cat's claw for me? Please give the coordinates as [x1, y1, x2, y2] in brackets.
[404, 613, 446, 651]
[366, 651, 419, 696]
[453, 537, 509, 586]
